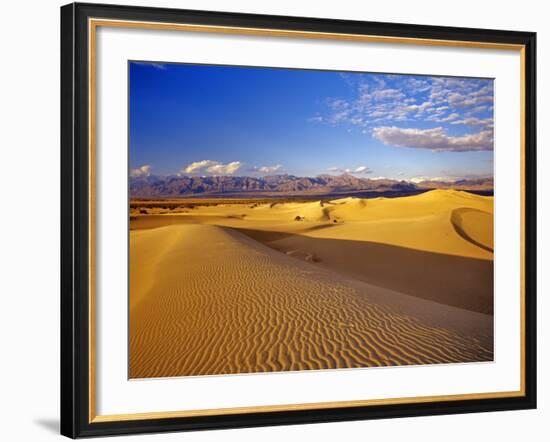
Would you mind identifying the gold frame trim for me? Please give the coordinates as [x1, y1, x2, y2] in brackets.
[88, 18, 527, 424]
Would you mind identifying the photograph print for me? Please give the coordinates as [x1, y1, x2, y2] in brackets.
[128, 62, 494, 379]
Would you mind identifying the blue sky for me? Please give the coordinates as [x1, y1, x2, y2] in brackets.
[129, 62, 494, 182]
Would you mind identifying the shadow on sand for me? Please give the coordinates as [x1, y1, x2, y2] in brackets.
[231, 227, 494, 315]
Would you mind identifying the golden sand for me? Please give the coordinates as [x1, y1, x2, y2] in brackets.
[129, 190, 494, 378]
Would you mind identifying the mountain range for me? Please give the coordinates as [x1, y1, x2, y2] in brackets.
[129, 173, 493, 198]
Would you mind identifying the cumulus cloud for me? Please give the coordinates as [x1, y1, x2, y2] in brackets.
[181, 160, 242, 175]
[130, 164, 152, 178]
[372, 126, 493, 152]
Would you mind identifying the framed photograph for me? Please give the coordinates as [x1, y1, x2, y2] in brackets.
[60, 2, 536, 438]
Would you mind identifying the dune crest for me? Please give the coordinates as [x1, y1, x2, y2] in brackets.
[451, 208, 494, 253]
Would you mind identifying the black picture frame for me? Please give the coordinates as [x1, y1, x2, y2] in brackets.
[61, 2, 537, 438]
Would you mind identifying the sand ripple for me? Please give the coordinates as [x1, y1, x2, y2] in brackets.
[130, 224, 492, 378]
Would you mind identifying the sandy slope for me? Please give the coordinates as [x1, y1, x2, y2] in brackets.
[130, 222, 493, 379]
[238, 229, 493, 314]
[247, 190, 493, 260]
[132, 189, 493, 259]
[131, 190, 494, 314]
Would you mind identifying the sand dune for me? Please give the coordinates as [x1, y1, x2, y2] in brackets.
[451, 208, 494, 253]
[232, 230, 493, 314]
[129, 190, 494, 378]
[132, 189, 493, 259]
[130, 224, 492, 378]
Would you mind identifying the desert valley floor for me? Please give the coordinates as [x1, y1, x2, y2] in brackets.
[129, 189, 494, 378]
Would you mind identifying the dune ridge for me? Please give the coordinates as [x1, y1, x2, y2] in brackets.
[132, 189, 493, 259]
[130, 223, 493, 379]
[451, 208, 494, 253]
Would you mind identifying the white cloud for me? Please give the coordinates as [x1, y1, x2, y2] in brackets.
[469, 105, 489, 114]
[406, 78, 431, 93]
[408, 176, 455, 183]
[354, 165, 372, 174]
[181, 160, 242, 175]
[183, 160, 216, 173]
[130, 164, 152, 178]
[403, 100, 433, 114]
[249, 164, 283, 174]
[451, 117, 493, 128]
[371, 88, 404, 101]
[314, 75, 494, 132]
[428, 176, 456, 182]
[133, 62, 167, 70]
[409, 176, 429, 183]
[207, 162, 242, 174]
[308, 115, 324, 123]
[327, 165, 372, 174]
[372, 126, 493, 152]
[448, 93, 493, 109]
[438, 112, 461, 122]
